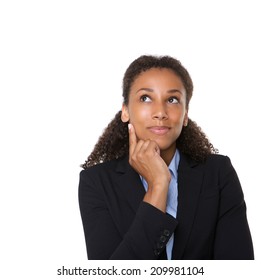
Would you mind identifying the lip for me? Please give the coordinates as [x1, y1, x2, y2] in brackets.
[148, 126, 170, 135]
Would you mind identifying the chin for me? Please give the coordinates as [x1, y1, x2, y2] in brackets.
[155, 141, 176, 152]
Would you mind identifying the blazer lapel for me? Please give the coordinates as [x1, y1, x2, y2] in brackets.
[115, 156, 146, 213]
[172, 154, 204, 259]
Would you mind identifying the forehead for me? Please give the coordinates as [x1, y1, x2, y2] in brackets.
[131, 68, 185, 90]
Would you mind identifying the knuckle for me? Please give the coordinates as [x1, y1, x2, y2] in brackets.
[136, 153, 143, 161]
[145, 148, 152, 154]
[130, 153, 137, 162]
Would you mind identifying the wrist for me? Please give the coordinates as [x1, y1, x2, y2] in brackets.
[147, 177, 170, 189]
[143, 182, 169, 212]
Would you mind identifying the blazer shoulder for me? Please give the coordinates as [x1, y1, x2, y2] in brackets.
[201, 153, 234, 172]
[181, 153, 232, 170]
[205, 153, 231, 165]
[79, 157, 128, 180]
[200, 154, 238, 182]
[180, 153, 235, 177]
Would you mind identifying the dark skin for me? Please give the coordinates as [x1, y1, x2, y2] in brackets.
[121, 68, 188, 212]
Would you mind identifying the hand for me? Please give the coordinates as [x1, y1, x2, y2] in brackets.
[128, 124, 171, 212]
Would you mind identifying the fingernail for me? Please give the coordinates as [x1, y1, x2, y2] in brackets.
[128, 124, 131, 130]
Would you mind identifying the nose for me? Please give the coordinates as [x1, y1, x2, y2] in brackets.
[152, 102, 168, 120]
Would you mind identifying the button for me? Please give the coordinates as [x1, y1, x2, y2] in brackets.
[163, 229, 170, 237]
[159, 235, 167, 243]
[154, 249, 161, 256]
[156, 242, 164, 249]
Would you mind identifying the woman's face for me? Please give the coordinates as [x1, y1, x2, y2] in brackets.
[122, 68, 188, 159]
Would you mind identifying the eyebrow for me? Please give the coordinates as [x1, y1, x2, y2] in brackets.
[136, 88, 183, 94]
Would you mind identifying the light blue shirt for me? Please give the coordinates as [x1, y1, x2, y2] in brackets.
[140, 149, 180, 259]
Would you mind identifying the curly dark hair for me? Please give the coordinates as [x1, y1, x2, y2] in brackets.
[82, 55, 218, 168]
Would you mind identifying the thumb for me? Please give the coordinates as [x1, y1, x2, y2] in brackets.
[128, 123, 137, 156]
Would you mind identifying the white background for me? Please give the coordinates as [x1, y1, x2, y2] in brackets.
[1, 0, 260, 279]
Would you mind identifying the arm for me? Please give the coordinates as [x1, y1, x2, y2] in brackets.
[128, 124, 171, 212]
[79, 171, 178, 260]
[213, 157, 254, 259]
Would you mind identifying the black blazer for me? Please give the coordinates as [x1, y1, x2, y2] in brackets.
[78, 153, 254, 260]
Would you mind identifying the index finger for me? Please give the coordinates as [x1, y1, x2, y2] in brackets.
[128, 123, 137, 156]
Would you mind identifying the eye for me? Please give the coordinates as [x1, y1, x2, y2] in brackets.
[140, 95, 152, 102]
[168, 97, 179, 104]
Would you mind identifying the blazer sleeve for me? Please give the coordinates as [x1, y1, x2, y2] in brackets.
[213, 157, 254, 259]
[78, 170, 178, 260]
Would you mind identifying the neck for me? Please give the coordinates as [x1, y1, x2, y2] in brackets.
[161, 146, 176, 166]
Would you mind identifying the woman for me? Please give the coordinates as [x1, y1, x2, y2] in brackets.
[79, 55, 254, 260]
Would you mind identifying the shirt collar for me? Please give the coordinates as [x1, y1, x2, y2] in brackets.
[168, 149, 180, 180]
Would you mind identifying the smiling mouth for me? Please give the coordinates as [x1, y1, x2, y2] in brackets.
[148, 126, 170, 135]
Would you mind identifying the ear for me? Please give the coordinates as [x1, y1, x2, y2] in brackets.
[183, 110, 189, 127]
[121, 104, 130, 123]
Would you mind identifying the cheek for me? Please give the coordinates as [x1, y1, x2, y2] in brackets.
[169, 109, 186, 123]
[127, 109, 150, 140]
[128, 106, 150, 124]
